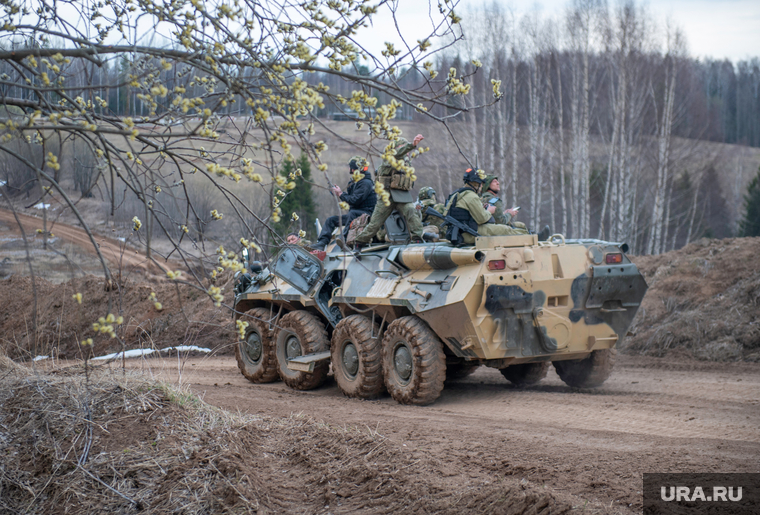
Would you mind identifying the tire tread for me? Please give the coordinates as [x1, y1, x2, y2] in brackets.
[382, 316, 445, 405]
[235, 307, 279, 383]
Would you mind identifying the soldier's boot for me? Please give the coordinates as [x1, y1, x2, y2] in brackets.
[335, 238, 350, 252]
[422, 232, 437, 242]
[538, 225, 551, 242]
[351, 241, 367, 260]
[312, 237, 329, 251]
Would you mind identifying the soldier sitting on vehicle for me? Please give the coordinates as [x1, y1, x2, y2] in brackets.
[415, 186, 446, 240]
[443, 169, 528, 245]
[312, 156, 377, 251]
[286, 232, 313, 248]
[480, 174, 527, 231]
[353, 135, 425, 250]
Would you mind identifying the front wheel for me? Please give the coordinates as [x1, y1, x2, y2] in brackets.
[331, 315, 385, 399]
[553, 349, 616, 388]
[235, 308, 279, 383]
[382, 316, 445, 405]
[274, 311, 330, 390]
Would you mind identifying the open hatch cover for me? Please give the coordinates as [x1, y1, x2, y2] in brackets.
[271, 245, 324, 295]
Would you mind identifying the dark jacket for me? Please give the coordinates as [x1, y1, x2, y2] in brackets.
[340, 169, 376, 214]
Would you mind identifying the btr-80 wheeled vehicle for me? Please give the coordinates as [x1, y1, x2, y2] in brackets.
[233, 230, 647, 405]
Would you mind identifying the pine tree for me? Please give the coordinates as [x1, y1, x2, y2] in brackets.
[740, 167, 760, 237]
[273, 154, 318, 239]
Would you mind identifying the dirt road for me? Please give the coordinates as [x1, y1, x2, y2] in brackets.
[0, 208, 152, 272]
[115, 354, 760, 513]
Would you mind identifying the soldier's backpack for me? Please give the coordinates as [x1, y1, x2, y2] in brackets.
[345, 213, 370, 245]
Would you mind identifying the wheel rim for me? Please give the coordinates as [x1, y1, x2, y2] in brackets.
[341, 341, 359, 379]
[245, 331, 263, 364]
[393, 342, 413, 384]
[285, 335, 302, 360]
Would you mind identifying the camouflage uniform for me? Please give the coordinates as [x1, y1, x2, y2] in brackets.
[480, 174, 529, 232]
[417, 203, 442, 239]
[355, 138, 423, 245]
[416, 187, 444, 229]
[480, 174, 510, 225]
[444, 186, 525, 245]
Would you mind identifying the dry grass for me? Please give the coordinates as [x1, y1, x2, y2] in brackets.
[0, 351, 577, 515]
[625, 236, 760, 361]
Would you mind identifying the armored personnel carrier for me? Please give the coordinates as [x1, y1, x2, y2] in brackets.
[233, 229, 647, 405]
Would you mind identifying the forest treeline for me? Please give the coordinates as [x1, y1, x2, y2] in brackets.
[1, 0, 758, 255]
[315, 0, 760, 254]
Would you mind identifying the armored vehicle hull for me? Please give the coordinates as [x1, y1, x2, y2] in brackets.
[234, 234, 647, 405]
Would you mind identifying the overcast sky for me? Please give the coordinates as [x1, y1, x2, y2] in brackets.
[351, 0, 759, 64]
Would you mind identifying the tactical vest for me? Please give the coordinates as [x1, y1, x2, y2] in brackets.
[445, 187, 480, 242]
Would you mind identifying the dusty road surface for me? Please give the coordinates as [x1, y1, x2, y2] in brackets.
[0, 207, 153, 272]
[110, 353, 760, 513]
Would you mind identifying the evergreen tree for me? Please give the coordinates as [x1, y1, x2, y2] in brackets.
[273, 154, 318, 239]
[740, 167, 760, 237]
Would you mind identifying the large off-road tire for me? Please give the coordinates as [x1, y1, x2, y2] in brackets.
[330, 315, 385, 399]
[274, 310, 330, 390]
[553, 349, 616, 388]
[445, 361, 479, 382]
[500, 362, 549, 386]
[382, 316, 446, 405]
[235, 308, 279, 383]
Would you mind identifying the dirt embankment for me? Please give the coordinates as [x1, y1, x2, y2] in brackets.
[0, 274, 236, 360]
[0, 358, 576, 515]
[624, 237, 760, 361]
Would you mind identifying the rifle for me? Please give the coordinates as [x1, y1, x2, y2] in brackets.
[425, 207, 478, 245]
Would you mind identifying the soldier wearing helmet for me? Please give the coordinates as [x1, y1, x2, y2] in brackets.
[354, 135, 425, 248]
[418, 186, 436, 201]
[480, 174, 526, 231]
[416, 186, 446, 232]
[313, 156, 377, 250]
[443, 169, 526, 244]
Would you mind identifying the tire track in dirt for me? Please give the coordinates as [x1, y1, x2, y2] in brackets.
[440, 368, 760, 443]
[0, 208, 155, 272]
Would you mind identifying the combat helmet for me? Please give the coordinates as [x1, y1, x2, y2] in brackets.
[418, 186, 436, 201]
[483, 174, 499, 193]
[463, 168, 486, 185]
[348, 156, 368, 172]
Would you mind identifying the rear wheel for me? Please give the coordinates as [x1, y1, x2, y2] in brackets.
[500, 362, 549, 386]
[553, 349, 616, 388]
[235, 308, 279, 383]
[274, 311, 330, 390]
[331, 315, 385, 399]
[382, 316, 445, 405]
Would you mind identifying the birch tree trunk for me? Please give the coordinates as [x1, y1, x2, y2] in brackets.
[529, 61, 539, 227]
[580, 47, 591, 237]
[647, 52, 677, 255]
[555, 54, 568, 235]
[511, 54, 519, 206]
